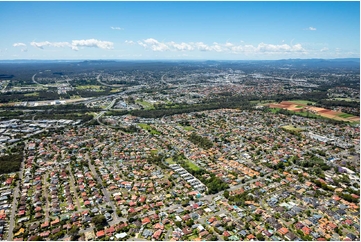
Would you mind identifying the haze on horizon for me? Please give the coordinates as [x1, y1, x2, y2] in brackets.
[0, 1, 359, 60]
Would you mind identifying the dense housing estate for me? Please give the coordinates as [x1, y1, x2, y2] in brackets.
[0, 108, 359, 241]
[0, 60, 359, 241]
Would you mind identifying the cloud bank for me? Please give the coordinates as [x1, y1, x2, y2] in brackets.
[132, 38, 306, 54]
[28, 39, 114, 51]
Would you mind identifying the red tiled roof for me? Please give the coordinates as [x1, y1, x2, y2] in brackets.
[278, 227, 289, 235]
[142, 217, 151, 225]
[96, 230, 105, 238]
[302, 226, 311, 235]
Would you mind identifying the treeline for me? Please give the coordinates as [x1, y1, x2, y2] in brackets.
[0, 104, 100, 121]
[318, 99, 359, 108]
[0, 111, 24, 120]
[272, 91, 329, 103]
[0, 91, 61, 103]
[0, 143, 25, 174]
[188, 132, 213, 150]
[128, 96, 255, 118]
[34, 113, 93, 122]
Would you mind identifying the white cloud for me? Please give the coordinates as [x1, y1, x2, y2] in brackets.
[306, 26, 317, 31]
[137, 41, 147, 48]
[139, 38, 170, 51]
[30, 41, 69, 49]
[71, 39, 114, 50]
[193, 42, 212, 51]
[29, 39, 113, 51]
[13, 43, 26, 47]
[168, 41, 194, 51]
[111, 26, 123, 30]
[125, 40, 135, 45]
[13, 42, 28, 52]
[320, 47, 329, 52]
[134, 38, 305, 54]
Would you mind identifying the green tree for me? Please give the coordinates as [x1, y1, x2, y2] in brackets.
[92, 215, 107, 230]
[256, 233, 265, 241]
[224, 190, 230, 199]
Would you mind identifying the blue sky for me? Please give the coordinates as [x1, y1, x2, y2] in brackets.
[0, 1, 359, 60]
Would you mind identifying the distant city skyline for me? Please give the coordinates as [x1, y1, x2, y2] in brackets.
[0, 1, 359, 60]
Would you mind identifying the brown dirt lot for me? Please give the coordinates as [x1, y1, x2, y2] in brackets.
[269, 101, 359, 122]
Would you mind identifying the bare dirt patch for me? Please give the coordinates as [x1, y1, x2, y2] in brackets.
[268, 101, 359, 122]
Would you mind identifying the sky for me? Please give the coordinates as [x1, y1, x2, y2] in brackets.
[0, 1, 359, 60]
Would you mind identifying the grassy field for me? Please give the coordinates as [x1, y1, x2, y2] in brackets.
[282, 125, 303, 132]
[75, 85, 102, 90]
[150, 149, 159, 155]
[185, 160, 200, 171]
[296, 105, 303, 108]
[269, 108, 281, 113]
[136, 100, 155, 110]
[165, 157, 176, 164]
[295, 111, 320, 118]
[289, 100, 315, 105]
[24, 92, 39, 97]
[110, 88, 122, 93]
[337, 113, 355, 118]
[182, 125, 195, 131]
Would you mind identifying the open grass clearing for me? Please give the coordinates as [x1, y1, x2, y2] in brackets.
[182, 125, 194, 131]
[136, 100, 155, 110]
[337, 113, 355, 119]
[24, 92, 39, 97]
[110, 88, 122, 93]
[150, 149, 159, 155]
[269, 108, 281, 113]
[165, 157, 176, 164]
[282, 125, 303, 132]
[185, 160, 201, 171]
[288, 100, 315, 105]
[294, 111, 320, 118]
[75, 85, 102, 90]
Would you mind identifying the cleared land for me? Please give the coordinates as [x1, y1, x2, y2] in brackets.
[269, 101, 359, 122]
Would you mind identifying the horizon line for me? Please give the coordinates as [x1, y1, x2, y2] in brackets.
[0, 57, 359, 62]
